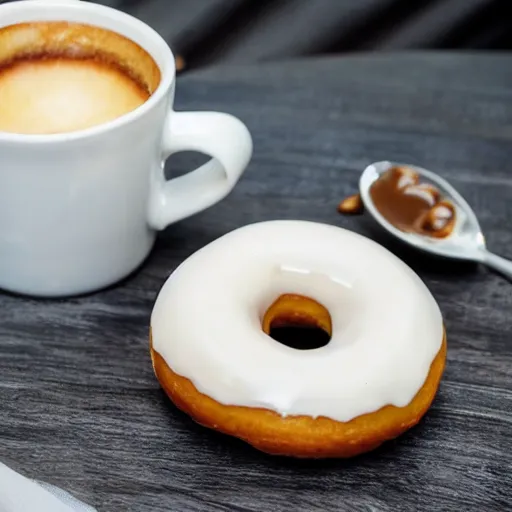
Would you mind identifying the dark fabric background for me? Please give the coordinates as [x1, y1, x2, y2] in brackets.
[98, 0, 511, 70]
[1, 0, 511, 71]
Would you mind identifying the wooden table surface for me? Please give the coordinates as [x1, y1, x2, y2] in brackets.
[1, 53, 512, 512]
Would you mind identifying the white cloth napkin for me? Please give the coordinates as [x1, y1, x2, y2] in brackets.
[0, 462, 97, 512]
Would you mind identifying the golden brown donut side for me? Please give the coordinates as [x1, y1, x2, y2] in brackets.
[150, 331, 447, 458]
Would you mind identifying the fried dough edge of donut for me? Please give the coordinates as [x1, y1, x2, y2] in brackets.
[149, 331, 447, 459]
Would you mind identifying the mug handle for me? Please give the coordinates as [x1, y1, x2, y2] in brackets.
[148, 111, 253, 230]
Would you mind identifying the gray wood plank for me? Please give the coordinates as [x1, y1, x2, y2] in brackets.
[1, 53, 512, 512]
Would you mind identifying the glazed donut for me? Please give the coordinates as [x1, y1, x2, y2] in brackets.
[150, 220, 446, 458]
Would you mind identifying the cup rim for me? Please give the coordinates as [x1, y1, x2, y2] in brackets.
[0, 0, 175, 144]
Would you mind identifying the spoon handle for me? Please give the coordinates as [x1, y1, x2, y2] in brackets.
[480, 250, 512, 281]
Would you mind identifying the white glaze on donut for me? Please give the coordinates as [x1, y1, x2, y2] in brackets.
[151, 220, 443, 423]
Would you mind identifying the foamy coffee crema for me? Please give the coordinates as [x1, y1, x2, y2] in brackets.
[0, 22, 161, 134]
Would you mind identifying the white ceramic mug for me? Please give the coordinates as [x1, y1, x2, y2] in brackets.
[0, 0, 252, 297]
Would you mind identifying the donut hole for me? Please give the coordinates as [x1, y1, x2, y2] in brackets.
[269, 323, 330, 350]
[262, 294, 332, 350]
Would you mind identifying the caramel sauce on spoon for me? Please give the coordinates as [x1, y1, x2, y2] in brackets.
[338, 166, 456, 239]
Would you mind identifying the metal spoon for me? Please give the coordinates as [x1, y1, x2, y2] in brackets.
[359, 160, 512, 280]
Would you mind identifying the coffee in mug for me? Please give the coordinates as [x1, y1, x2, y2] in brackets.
[0, 21, 161, 134]
[0, 0, 252, 297]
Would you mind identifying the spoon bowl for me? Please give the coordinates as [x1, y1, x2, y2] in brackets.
[359, 161, 512, 280]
